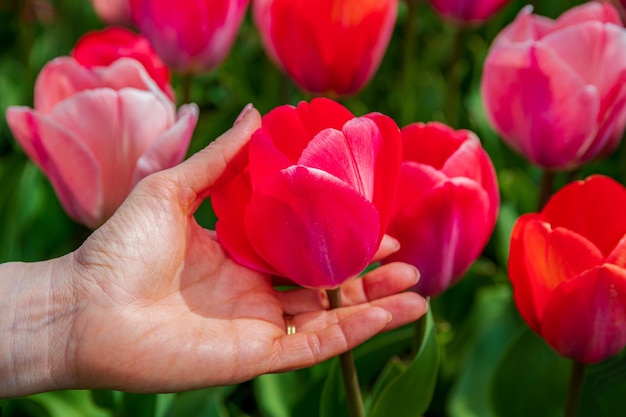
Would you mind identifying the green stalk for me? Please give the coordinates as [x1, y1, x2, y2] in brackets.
[538, 169, 556, 211]
[326, 288, 365, 417]
[443, 24, 467, 127]
[563, 361, 585, 417]
[400, 0, 420, 126]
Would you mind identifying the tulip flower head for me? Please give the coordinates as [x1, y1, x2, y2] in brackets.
[428, 0, 511, 24]
[212, 98, 403, 289]
[72, 27, 174, 99]
[382, 122, 499, 297]
[509, 175, 626, 364]
[253, 0, 398, 96]
[89, 0, 135, 25]
[6, 57, 198, 229]
[481, 2, 626, 170]
[132, 0, 249, 73]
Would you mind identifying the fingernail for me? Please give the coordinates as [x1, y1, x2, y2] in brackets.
[234, 103, 254, 126]
[386, 312, 393, 323]
[411, 266, 420, 285]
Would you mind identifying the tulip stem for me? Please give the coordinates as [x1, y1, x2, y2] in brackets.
[538, 169, 556, 211]
[400, 0, 420, 126]
[326, 288, 365, 417]
[444, 24, 466, 127]
[563, 361, 585, 417]
[179, 73, 193, 105]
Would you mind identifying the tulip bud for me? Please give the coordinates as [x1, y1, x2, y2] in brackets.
[509, 175, 626, 364]
[481, 2, 626, 170]
[212, 98, 402, 289]
[428, 0, 511, 24]
[6, 57, 198, 229]
[381, 122, 499, 297]
[253, 0, 398, 96]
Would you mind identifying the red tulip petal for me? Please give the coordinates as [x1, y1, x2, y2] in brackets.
[366, 112, 402, 236]
[401, 122, 466, 169]
[248, 127, 293, 189]
[509, 216, 604, 332]
[390, 162, 448, 219]
[299, 117, 380, 200]
[607, 234, 626, 268]
[542, 175, 626, 257]
[385, 179, 492, 297]
[6, 107, 102, 227]
[245, 165, 380, 289]
[541, 264, 626, 363]
[298, 98, 356, 137]
[213, 169, 278, 275]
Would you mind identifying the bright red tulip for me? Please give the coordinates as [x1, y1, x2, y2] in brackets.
[6, 57, 198, 229]
[89, 0, 134, 25]
[509, 175, 626, 364]
[428, 0, 511, 23]
[71, 27, 174, 99]
[131, 0, 249, 73]
[212, 98, 402, 288]
[481, 2, 626, 170]
[381, 122, 499, 297]
[253, 0, 398, 96]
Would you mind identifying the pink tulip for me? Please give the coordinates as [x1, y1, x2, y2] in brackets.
[481, 2, 626, 170]
[253, 0, 398, 96]
[212, 98, 402, 289]
[428, 0, 511, 23]
[89, 0, 134, 25]
[72, 27, 174, 100]
[382, 122, 499, 297]
[131, 0, 249, 73]
[6, 57, 198, 229]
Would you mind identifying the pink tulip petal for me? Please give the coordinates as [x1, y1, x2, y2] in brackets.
[509, 217, 605, 332]
[553, 1, 621, 30]
[385, 179, 491, 297]
[299, 117, 380, 201]
[541, 264, 626, 363]
[245, 165, 380, 288]
[607, 234, 626, 269]
[134, 103, 198, 182]
[6, 107, 102, 227]
[49, 88, 175, 217]
[482, 42, 599, 168]
[492, 6, 554, 44]
[542, 175, 626, 257]
[34, 57, 103, 114]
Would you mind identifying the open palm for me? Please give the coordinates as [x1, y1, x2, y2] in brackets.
[63, 108, 426, 392]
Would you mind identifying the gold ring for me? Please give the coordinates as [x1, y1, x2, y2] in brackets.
[284, 315, 296, 335]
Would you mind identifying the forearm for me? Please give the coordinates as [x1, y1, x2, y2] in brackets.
[0, 255, 77, 398]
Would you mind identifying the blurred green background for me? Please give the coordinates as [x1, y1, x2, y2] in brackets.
[1, 0, 625, 416]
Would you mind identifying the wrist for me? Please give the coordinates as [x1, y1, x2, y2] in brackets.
[0, 254, 78, 398]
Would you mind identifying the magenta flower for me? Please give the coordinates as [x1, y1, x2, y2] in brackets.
[382, 122, 499, 297]
[132, 0, 249, 73]
[429, 0, 511, 24]
[89, 0, 135, 25]
[6, 57, 198, 228]
[212, 98, 402, 289]
[481, 2, 626, 170]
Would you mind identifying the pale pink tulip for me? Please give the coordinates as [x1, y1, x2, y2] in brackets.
[6, 57, 198, 228]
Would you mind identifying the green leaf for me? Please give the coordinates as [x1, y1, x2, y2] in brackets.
[490, 328, 570, 417]
[368, 310, 439, 417]
[24, 390, 112, 417]
[319, 359, 349, 417]
[578, 349, 626, 417]
[120, 393, 157, 417]
[164, 387, 235, 417]
[446, 285, 523, 417]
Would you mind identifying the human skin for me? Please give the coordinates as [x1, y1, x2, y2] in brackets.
[0, 107, 427, 398]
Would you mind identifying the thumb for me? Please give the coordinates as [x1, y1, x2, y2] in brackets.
[168, 105, 261, 210]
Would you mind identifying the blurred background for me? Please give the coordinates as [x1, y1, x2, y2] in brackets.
[1, 0, 625, 416]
